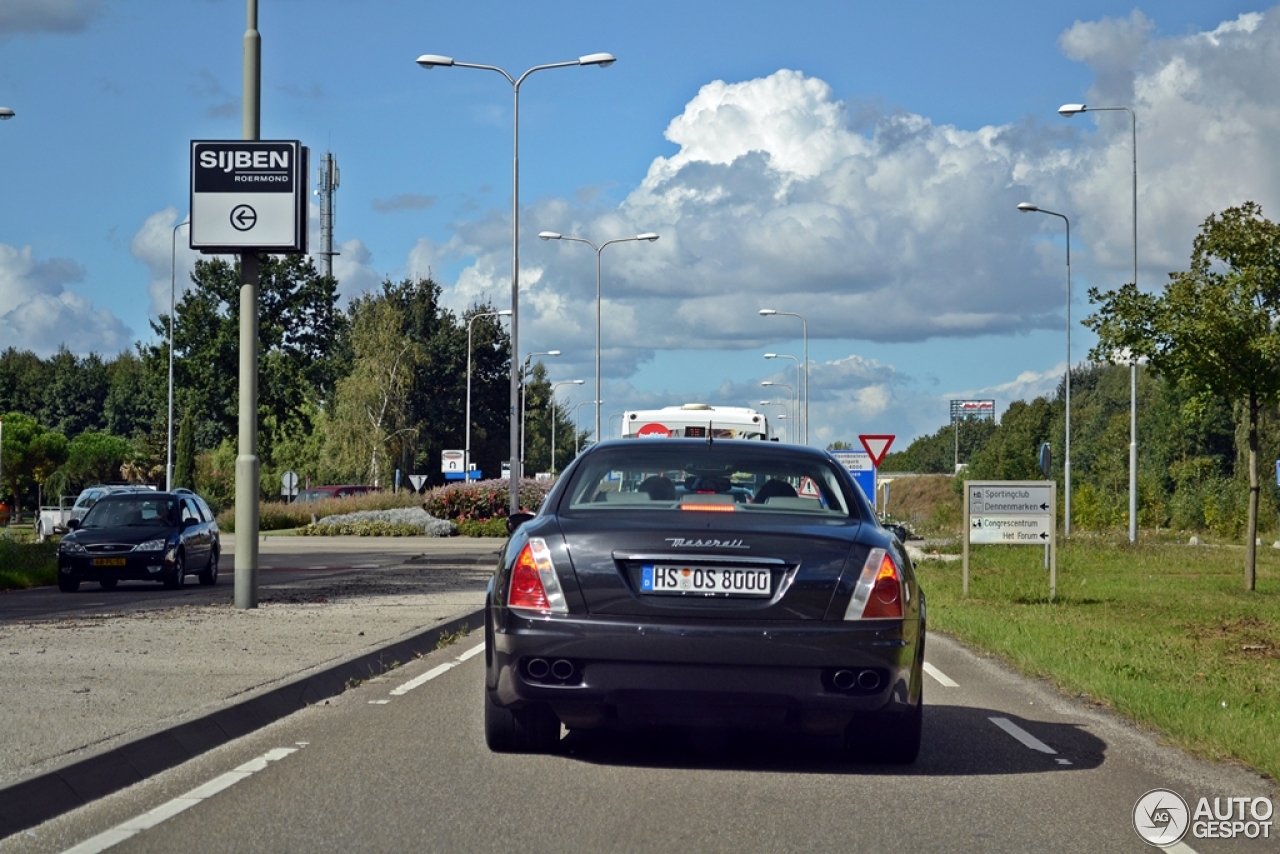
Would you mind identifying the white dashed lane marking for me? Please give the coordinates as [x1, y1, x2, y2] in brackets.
[60, 746, 304, 854]
[923, 662, 958, 687]
[989, 716, 1073, 765]
[388, 642, 485, 697]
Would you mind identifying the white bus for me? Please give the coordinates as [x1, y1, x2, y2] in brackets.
[620, 404, 771, 440]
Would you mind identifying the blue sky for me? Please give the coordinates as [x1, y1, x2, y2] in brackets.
[2, 0, 1277, 448]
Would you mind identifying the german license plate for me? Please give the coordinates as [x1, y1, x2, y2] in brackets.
[92, 557, 126, 567]
[640, 564, 771, 596]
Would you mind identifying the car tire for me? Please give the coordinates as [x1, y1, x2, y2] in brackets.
[198, 547, 219, 586]
[484, 687, 560, 754]
[99, 577, 118, 590]
[58, 574, 80, 593]
[844, 695, 922, 764]
[164, 551, 186, 589]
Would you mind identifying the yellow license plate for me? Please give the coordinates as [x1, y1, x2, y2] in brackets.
[92, 557, 127, 567]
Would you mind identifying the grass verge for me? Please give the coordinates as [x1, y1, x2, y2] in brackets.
[0, 535, 58, 591]
[914, 539, 1280, 781]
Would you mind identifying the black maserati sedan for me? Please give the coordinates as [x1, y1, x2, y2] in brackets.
[56, 489, 220, 592]
[485, 439, 925, 762]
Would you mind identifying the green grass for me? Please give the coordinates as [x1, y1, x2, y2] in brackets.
[0, 534, 58, 590]
[915, 538, 1280, 781]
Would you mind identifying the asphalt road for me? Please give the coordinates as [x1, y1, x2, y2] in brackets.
[3, 625, 1274, 853]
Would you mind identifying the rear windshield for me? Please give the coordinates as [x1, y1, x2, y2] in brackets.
[82, 496, 179, 529]
[562, 445, 858, 519]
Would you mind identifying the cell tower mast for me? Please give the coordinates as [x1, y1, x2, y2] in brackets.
[316, 151, 340, 278]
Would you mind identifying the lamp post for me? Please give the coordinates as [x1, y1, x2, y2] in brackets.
[761, 381, 793, 428]
[1060, 102, 1138, 543]
[759, 400, 788, 441]
[417, 51, 615, 516]
[763, 353, 800, 435]
[167, 217, 190, 492]
[0, 108, 14, 120]
[1017, 203, 1073, 537]
[759, 309, 808, 443]
[573, 400, 599, 456]
[466, 309, 512, 476]
[520, 349, 560, 472]
[539, 230, 659, 441]
[549, 379, 584, 475]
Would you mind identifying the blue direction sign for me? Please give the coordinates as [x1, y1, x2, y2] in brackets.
[831, 450, 876, 508]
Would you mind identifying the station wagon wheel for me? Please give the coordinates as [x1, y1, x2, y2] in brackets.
[198, 546, 219, 586]
[164, 551, 186, 589]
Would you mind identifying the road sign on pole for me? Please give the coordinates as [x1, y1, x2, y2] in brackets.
[858, 434, 895, 467]
[831, 450, 877, 508]
[190, 141, 308, 253]
[963, 480, 1058, 600]
[409, 474, 428, 492]
[441, 450, 465, 474]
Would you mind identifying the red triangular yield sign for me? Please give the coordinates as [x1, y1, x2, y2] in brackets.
[858, 434, 895, 467]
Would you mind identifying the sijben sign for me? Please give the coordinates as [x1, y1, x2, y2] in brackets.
[190, 140, 308, 253]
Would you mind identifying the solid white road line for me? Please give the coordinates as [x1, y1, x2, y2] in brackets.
[388, 642, 485, 697]
[923, 662, 958, 687]
[989, 716, 1072, 765]
[60, 746, 302, 854]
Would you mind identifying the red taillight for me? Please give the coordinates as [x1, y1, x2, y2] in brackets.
[509, 544, 550, 611]
[507, 538, 568, 614]
[843, 548, 905, 621]
[861, 554, 902, 619]
[680, 503, 737, 513]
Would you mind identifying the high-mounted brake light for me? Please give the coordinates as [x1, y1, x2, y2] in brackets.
[843, 548, 904, 620]
[508, 538, 568, 614]
[680, 503, 737, 513]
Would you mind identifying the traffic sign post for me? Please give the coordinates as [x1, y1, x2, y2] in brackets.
[963, 480, 1058, 600]
[831, 450, 876, 509]
[857, 434, 895, 467]
[190, 141, 309, 254]
[280, 470, 298, 501]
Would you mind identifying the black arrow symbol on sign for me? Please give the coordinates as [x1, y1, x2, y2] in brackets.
[1039, 503, 1050, 510]
[230, 204, 258, 231]
[1039, 532, 1049, 539]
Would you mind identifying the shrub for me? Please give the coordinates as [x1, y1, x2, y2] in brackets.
[297, 521, 424, 536]
[456, 517, 509, 538]
[218, 490, 423, 532]
[424, 478, 553, 521]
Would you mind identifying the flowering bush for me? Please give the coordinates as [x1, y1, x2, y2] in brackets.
[424, 478, 554, 522]
[297, 521, 424, 537]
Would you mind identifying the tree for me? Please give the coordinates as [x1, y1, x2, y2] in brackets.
[174, 411, 196, 490]
[964, 398, 1053, 482]
[39, 348, 108, 438]
[0, 413, 68, 512]
[1086, 202, 1280, 590]
[0, 348, 47, 416]
[60, 431, 133, 491]
[104, 348, 162, 440]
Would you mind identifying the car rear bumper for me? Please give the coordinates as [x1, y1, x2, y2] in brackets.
[488, 611, 922, 734]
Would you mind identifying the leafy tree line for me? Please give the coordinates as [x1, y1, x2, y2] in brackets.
[1, 256, 589, 515]
[883, 203, 1280, 590]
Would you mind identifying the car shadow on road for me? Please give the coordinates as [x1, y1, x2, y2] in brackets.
[558, 704, 1106, 776]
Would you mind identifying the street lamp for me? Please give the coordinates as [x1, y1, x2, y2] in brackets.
[466, 309, 512, 476]
[167, 217, 190, 492]
[759, 400, 788, 441]
[573, 400, 600, 456]
[0, 108, 14, 120]
[1018, 202, 1073, 537]
[520, 349, 561, 471]
[539, 230, 659, 441]
[1060, 102, 1139, 543]
[759, 309, 809, 444]
[417, 51, 615, 515]
[761, 381, 793, 427]
[550, 379, 584, 475]
[763, 353, 800, 435]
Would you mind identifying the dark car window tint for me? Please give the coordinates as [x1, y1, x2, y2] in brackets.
[564, 446, 857, 518]
[83, 497, 178, 529]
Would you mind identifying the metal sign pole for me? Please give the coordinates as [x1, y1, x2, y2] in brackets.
[235, 0, 261, 610]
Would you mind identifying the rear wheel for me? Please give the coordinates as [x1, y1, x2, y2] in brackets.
[163, 551, 186, 589]
[844, 695, 922, 764]
[57, 573, 80, 593]
[198, 547, 219, 586]
[484, 687, 561, 754]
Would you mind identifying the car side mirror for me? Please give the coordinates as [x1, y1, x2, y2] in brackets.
[505, 512, 535, 535]
[66, 518, 80, 531]
[889, 523, 910, 543]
